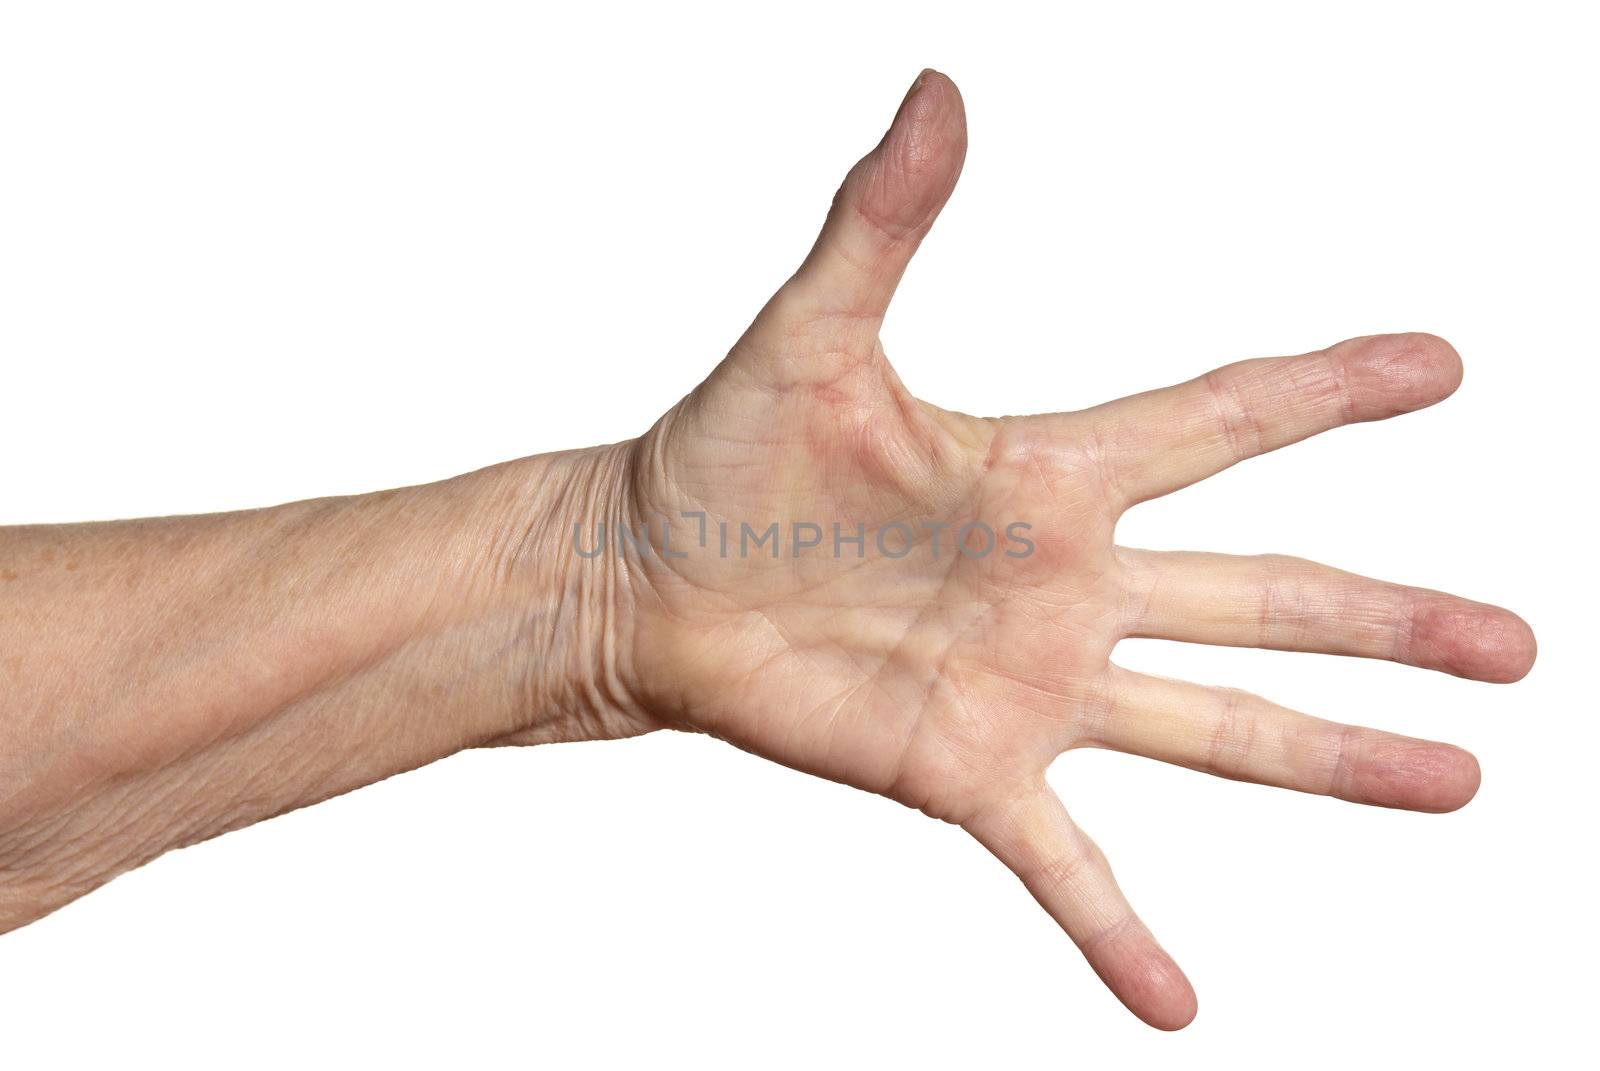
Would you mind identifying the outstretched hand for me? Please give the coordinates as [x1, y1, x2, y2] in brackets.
[0, 68, 1535, 1031]
[591, 70, 1535, 1028]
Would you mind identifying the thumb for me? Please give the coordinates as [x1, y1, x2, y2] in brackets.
[784, 69, 968, 325]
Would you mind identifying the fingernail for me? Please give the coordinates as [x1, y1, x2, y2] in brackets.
[904, 68, 936, 103]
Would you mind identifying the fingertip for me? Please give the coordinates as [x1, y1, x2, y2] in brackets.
[1415, 744, 1482, 812]
[1447, 747, 1484, 811]
[854, 68, 968, 240]
[1088, 924, 1199, 1030]
[1413, 332, 1465, 398]
[1337, 332, 1463, 418]
[1142, 966, 1200, 1031]
[1414, 600, 1539, 683]
[1340, 733, 1482, 813]
[1480, 610, 1538, 683]
[900, 68, 962, 128]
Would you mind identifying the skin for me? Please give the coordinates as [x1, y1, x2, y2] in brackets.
[0, 70, 1535, 1029]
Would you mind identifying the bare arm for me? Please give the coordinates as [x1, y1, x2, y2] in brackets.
[0, 446, 644, 927]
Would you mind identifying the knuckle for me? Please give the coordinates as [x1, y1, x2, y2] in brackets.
[1205, 687, 1258, 777]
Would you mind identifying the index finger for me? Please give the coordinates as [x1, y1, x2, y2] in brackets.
[1083, 333, 1463, 509]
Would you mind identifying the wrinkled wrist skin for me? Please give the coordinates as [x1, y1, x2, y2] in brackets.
[0, 444, 645, 929]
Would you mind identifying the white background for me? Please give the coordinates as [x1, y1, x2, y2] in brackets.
[2, 1, 1595, 1066]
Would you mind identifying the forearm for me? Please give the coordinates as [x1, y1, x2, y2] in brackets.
[0, 443, 643, 929]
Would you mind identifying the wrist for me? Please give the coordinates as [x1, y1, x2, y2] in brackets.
[446, 441, 655, 747]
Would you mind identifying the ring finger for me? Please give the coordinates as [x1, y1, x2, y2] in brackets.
[1088, 667, 1481, 811]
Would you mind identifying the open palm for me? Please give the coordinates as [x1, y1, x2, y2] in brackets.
[602, 71, 1534, 1028]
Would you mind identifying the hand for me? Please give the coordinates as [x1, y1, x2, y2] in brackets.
[585, 70, 1536, 1028]
[0, 67, 1535, 1031]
